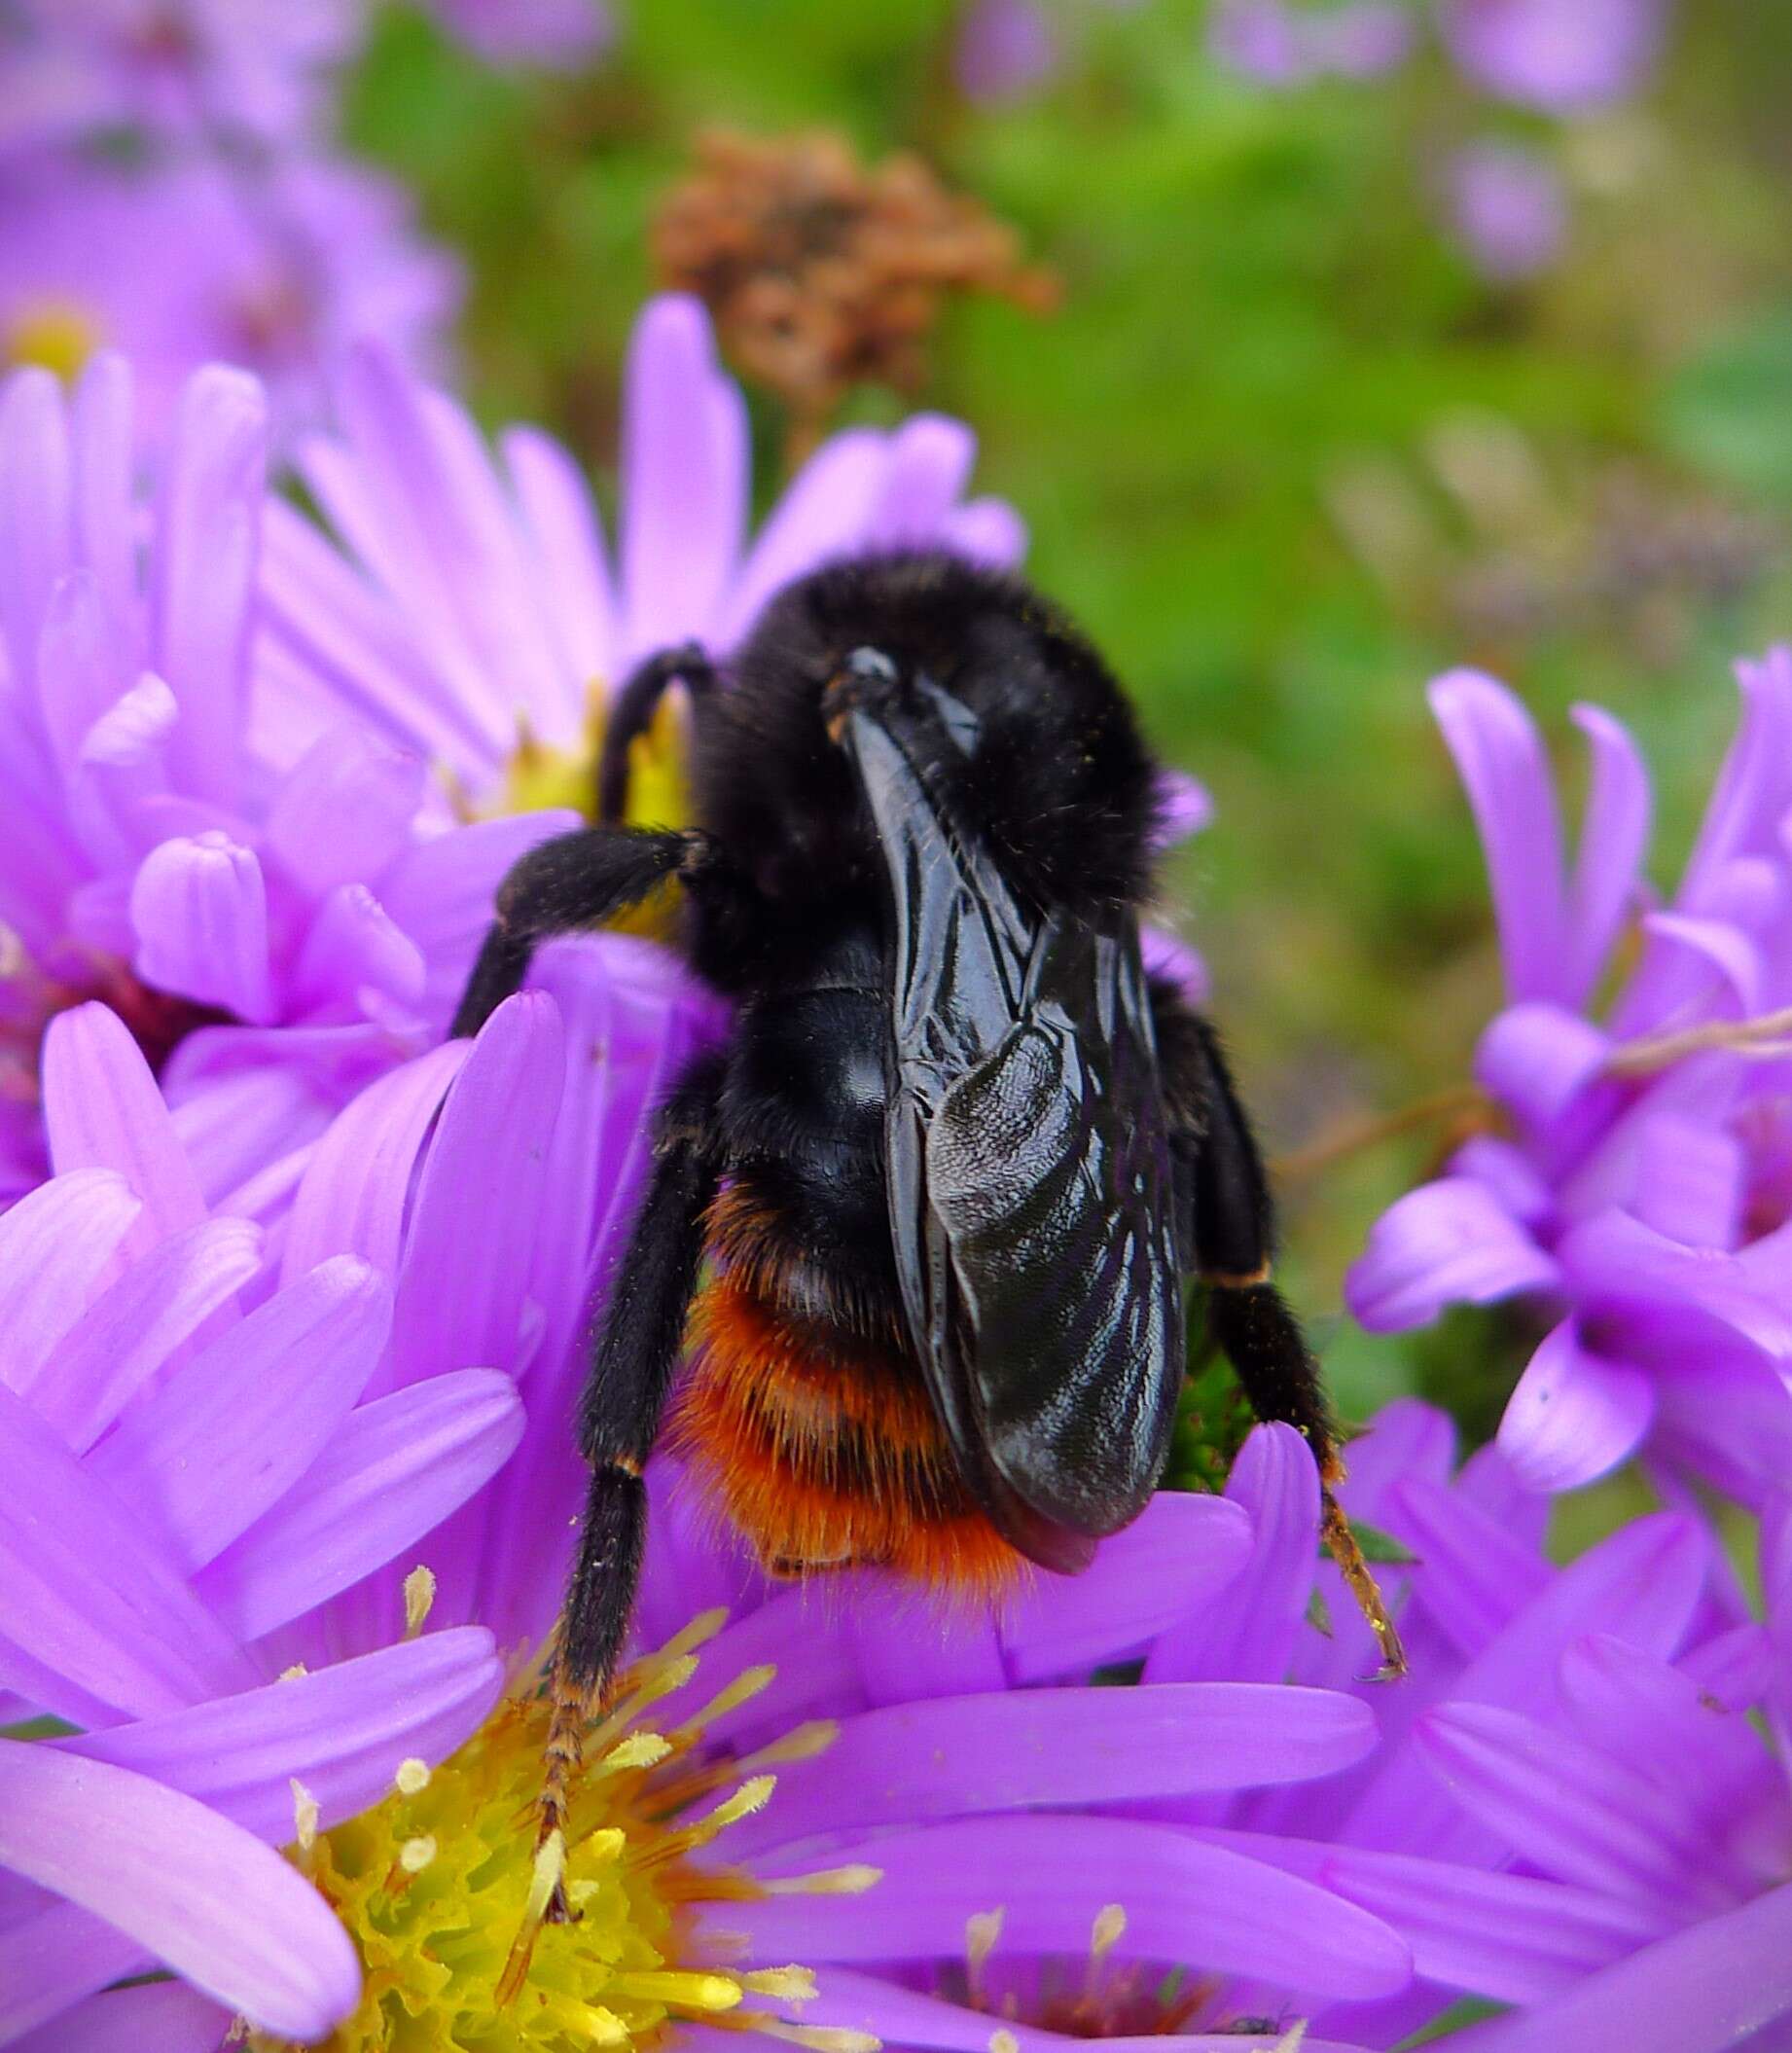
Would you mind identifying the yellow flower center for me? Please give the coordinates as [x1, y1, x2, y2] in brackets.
[263, 1613, 879, 2053]
[493, 688, 691, 832]
[5, 299, 102, 382]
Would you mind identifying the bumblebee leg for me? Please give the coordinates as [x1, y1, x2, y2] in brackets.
[451, 825, 707, 1037]
[1152, 989, 1407, 1676]
[525, 1054, 726, 1941]
[595, 642, 719, 825]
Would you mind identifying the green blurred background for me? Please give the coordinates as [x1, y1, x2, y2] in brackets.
[347, 0, 1792, 1444]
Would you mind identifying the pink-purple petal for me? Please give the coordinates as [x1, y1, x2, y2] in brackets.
[33, 1214, 263, 1452]
[1497, 1319, 1656, 1494]
[0, 1384, 256, 1721]
[194, 1367, 525, 1642]
[61, 1627, 503, 1841]
[1564, 702, 1650, 1002]
[0, 1741, 359, 2040]
[1346, 1175, 1559, 1331]
[0, 1169, 141, 1394]
[1429, 667, 1568, 1004]
[86, 1256, 391, 1570]
[42, 1003, 207, 1243]
[739, 1816, 1412, 2000]
[8, 1981, 232, 2053]
[735, 1682, 1374, 1850]
[129, 832, 276, 1025]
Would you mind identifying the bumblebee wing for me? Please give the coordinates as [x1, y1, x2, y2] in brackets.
[842, 706, 1185, 1570]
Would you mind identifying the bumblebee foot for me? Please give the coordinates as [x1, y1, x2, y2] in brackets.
[1320, 1488, 1408, 1681]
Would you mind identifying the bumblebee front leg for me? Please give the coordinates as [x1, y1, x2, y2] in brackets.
[521, 1054, 726, 1949]
[1152, 989, 1407, 1677]
[452, 825, 708, 1037]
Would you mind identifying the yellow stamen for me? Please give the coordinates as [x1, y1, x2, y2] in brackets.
[966, 1908, 1005, 2006]
[403, 1565, 437, 1638]
[5, 300, 100, 382]
[290, 1780, 318, 1855]
[741, 1719, 840, 1770]
[761, 1863, 882, 1895]
[989, 2033, 1020, 2053]
[253, 1622, 846, 2053]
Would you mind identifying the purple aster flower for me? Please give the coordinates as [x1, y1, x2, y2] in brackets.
[0, 1001, 535, 2043]
[0, 349, 569, 1204]
[1348, 661, 1792, 1499]
[1442, 140, 1568, 283]
[954, 0, 1063, 105]
[260, 293, 1024, 803]
[0, 148, 459, 455]
[4, 950, 1413, 2045]
[425, 0, 614, 67]
[1208, 1, 1414, 89]
[1136, 1396, 1785, 2048]
[0, 0, 358, 153]
[1438, 0, 1673, 117]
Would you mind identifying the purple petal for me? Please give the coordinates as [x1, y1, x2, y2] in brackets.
[1440, 0, 1670, 116]
[388, 990, 564, 1387]
[1472, 1001, 1610, 1134]
[1456, 1883, 1792, 2053]
[1682, 647, 1792, 899]
[500, 422, 619, 687]
[1416, 1699, 1750, 1910]
[0, 1170, 141, 1395]
[281, 1039, 469, 1282]
[793, 1970, 1372, 2053]
[1346, 1175, 1559, 1331]
[8, 1982, 231, 2053]
[0, 1383, 257, 1722]
[939, 494, 1027, 568]
[718, 428, 888, 646]
[30, 1215, 264, 1452]
[0, 1905, 146, 2045]
[739, 1816, 1412, 2000]
[150, 367, 267, 806]
[263, 724, 427, 897]
[0, 366, 72, 691]
[194, 1368, 525, 1642]
[1387, 1472, 1553, 1658]
[1319, 1846, 1674, 2004]
[129, 832, 275, 1025]
[865, 414, 976, 547]
[1497, 1318, 1655, 1494]
[34, 567, 123, 779]
[42, 1004, 207, 1244]
[0, 1741, 358, 2040]
[1564, 702, 1650, 1002]
[1146, 1422, 1319, 1685]
[62, 1627, 502, 1841]
[999, 1492, 1252, 1680]
[954, 0, 1060, 103]
[1154, 768, 1215, 847]
[87, 1257, 391, 1571]
[70, 354, 135, 636]
[1624, 1113, 1745, 1249]
[290, 882, 427, 1015]
[735, 1682, 1373, 1851]
[1429, 668, 1568, 1004]
[620, 295, 747, 656]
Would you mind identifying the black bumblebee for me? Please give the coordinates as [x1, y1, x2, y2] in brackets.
[453, 550, 1403, 1901]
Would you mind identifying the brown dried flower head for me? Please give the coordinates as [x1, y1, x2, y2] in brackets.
[651, 128, 1057, 444]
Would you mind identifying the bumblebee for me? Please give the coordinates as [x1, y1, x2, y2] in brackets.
[454, 551, 1403, 1900]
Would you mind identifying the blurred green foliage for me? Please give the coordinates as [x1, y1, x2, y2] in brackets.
[347, 0, 1792, 1447]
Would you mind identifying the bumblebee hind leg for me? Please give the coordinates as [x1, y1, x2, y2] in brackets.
[520, 1054, 725, 1951]
[1153, 989, 1407, 1677]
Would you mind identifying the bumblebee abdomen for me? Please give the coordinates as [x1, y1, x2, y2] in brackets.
[668, 1197, 1023, 1594]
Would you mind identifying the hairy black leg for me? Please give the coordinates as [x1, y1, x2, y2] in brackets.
[450, 825, 701, 1038]
[1152, 983, 1407, 1675]
[525, 1054, 727, 1938]
[595, 642, 719, 826]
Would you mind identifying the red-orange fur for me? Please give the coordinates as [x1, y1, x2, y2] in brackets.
[667, 1198, 1024, 1594]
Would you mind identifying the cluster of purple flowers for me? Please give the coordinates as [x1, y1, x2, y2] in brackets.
[0, 0, 606, 460]
[1, 249, 1789, 2053]
[1207, 0, 1672, 281]
[1350, 657, 1792, 1507]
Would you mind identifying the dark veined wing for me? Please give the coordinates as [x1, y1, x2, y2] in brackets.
[840, 702, 1184, 1571]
